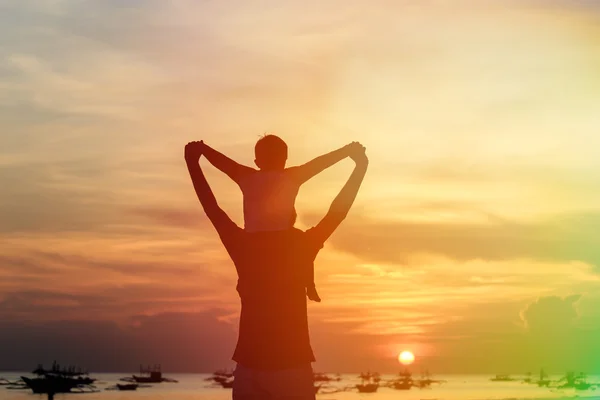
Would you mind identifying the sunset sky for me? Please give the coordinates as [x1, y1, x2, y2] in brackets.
[1, 0, 600, 374]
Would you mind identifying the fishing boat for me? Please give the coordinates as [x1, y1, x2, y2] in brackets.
[220, 380, 234, 389]
[490, 374, 517, 382]
[414, 369, 445, 388]
[116, 383, 138, 391]
[121, 364, 178, 383]
[390, 369, 414, 390]
[536, 369, 551, 387]
[213, 369, 234, 379]
[313, 372, 341, 382]
[206, 370, 234, 389]
[20, 362, 97, 394]
[21, 377, 79, 394]
[206, 369, 234, 389]
[356, 382, 378, 393]
[556, 371, 595, 390]
[356, 371, 380, 393]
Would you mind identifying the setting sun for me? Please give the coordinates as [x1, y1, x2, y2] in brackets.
[398, 351, 415, 365]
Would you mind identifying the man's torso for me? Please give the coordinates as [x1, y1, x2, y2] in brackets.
[219, 227, 323, 370]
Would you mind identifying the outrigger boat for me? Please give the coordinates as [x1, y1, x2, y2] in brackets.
[414, 369, 445, 388]
[555, 371, 596, 390]
[490, 374, 517, 382]
[536, 369, 551, 387]
[206, 369, 235, 389]
[117, 383, 139, 391]
[389, 369, 413, 390]
[356, 371, 380, 393]
[20, 361, 98, 394]
[121, 364, 178, 383]
[313, 372, 342, 382]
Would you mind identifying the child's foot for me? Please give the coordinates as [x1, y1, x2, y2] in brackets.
[307, 286, 321, 303]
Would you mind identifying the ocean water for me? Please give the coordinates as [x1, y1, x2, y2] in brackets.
[1, 372, 599, 400]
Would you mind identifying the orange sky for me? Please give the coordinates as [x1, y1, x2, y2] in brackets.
[1, 0, 600, 373]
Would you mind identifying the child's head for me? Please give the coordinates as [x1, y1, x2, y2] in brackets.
[254, 134, 288, 170]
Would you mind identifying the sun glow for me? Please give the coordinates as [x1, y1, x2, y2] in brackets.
[398, 351, 415, 365]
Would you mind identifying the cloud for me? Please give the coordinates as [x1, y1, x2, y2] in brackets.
[130, 207, 208, 230]
[0, 1, 166, 122]
[0, 288, 598, 373]
[319, 211, 600, 270]
[0, 244, 240, 322]
[0, 162, 120, 234]
[0, 309, 237, 373]
[521, 294, 582, 334]
[519, 294, 600, 370]
[0, 283, 240, 326]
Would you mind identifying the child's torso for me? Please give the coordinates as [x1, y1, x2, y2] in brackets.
[239, 170, 300, 232]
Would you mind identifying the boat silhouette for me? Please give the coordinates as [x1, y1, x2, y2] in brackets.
[536, 369, 551, 387]
[555, 371, 596, 390]
[356, 371, 380, 393]
[116, 383, 139, 391]
[389, 369, 414, 390]
[490, 374, 517, 382]
[20, 361, 97, 394]
[121, 364, 178, 383]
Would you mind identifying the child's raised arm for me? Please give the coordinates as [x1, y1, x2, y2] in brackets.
[288, 142, 358, 184]
[184, 141, 240, 238]
[201, 142, 256, 185]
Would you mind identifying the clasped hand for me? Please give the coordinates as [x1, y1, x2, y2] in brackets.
[345, 142, 368, 165]
[185, 140, 204, 162]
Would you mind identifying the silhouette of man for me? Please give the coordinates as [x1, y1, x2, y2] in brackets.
[185, 140, 368, 400]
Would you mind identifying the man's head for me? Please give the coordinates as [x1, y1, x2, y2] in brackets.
[254, 134, 288, 170]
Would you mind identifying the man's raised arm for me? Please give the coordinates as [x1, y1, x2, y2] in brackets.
[200, 142, 255, 185]
[288, 142, 358, 184]
[185, 141, 238, 235]
[310, 144, 368, 243]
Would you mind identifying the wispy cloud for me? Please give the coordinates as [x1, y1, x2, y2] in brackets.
[322, 211, 600, 269]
